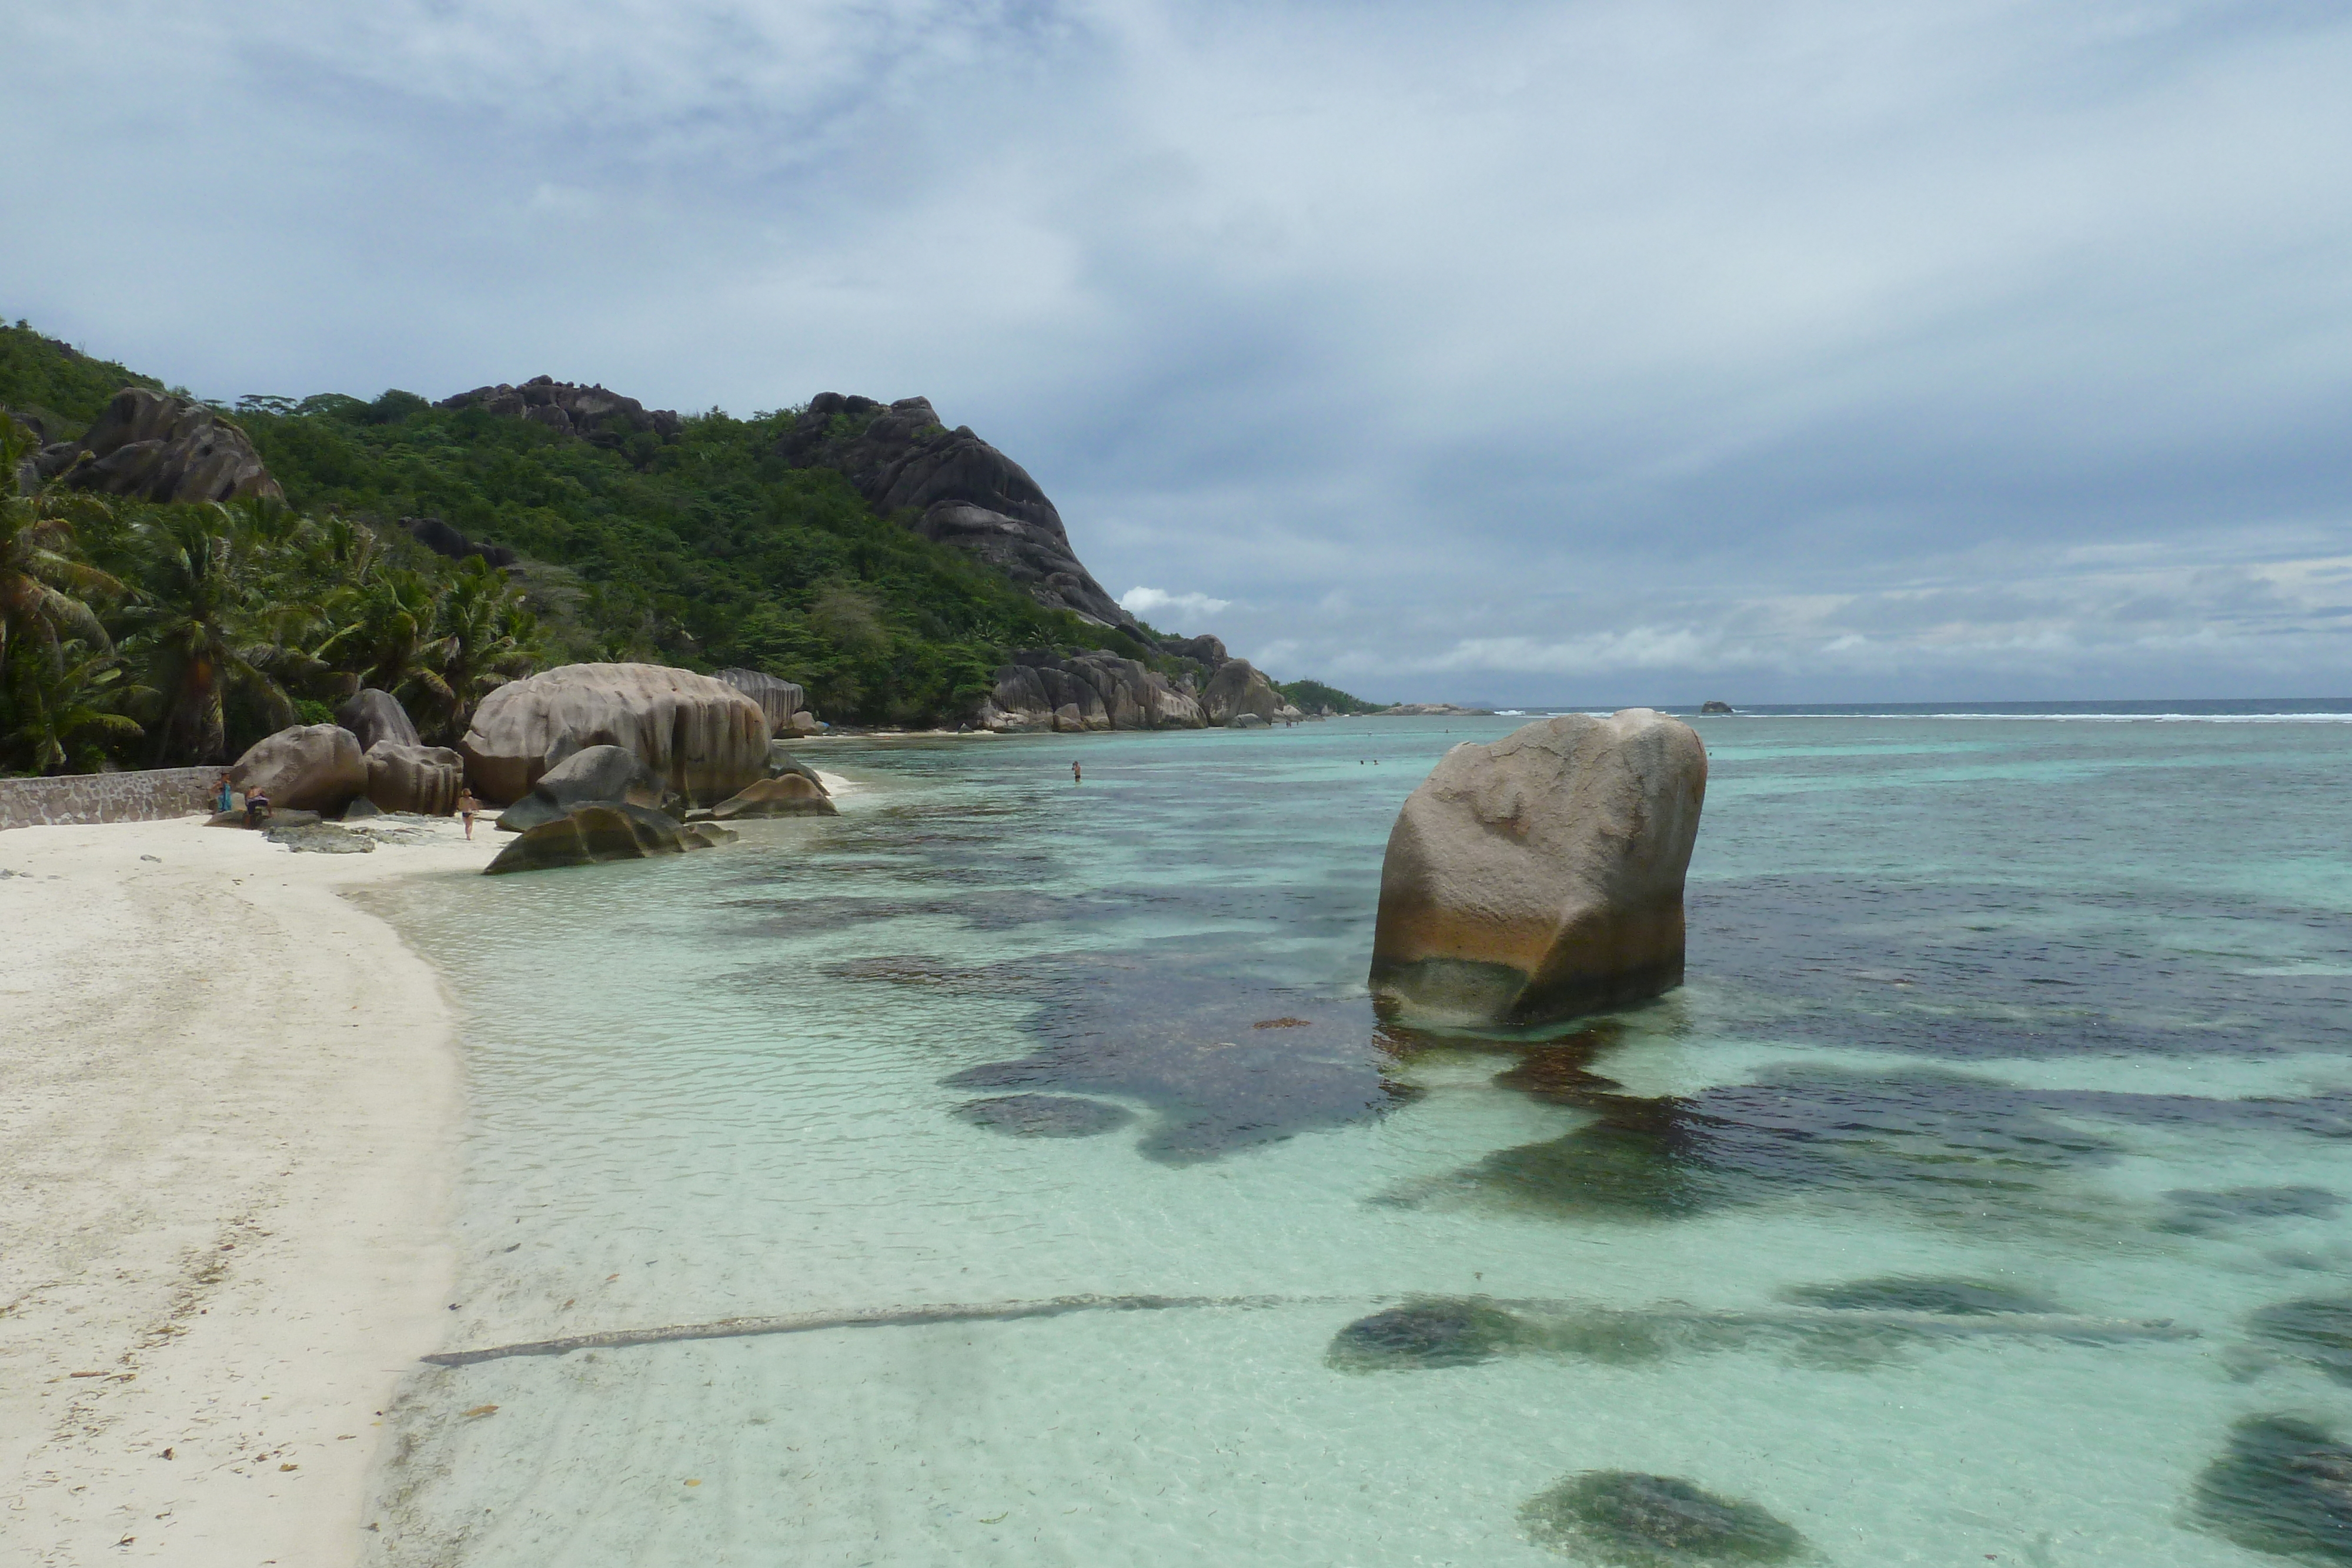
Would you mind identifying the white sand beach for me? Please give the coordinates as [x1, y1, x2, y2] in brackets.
[0, 814, 497, 1566]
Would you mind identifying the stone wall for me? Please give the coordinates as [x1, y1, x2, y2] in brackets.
[0, 767, 221, 831]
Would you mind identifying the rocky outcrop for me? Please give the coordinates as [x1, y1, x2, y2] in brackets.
[437, 376, 682, 447]
[1230, 713, 1269, 730]
[1368, 710, 1708, 1027]
[494, 743, 668, 833]
[1201, 660, 1283, 727]
[405, 516, 517, 569]
[363, 740, 463, 815]
[765, 743, 825, 788]
[34, 389, 282, 504]
[708, 773, 837, 819]
[228, 725, 368, 814]
[483, 802, 701, 875]
[714, 668, 805, 735]
[1157, 633, 1229, 670]
[779, 394, 1135, 629]
[1699, 700, 1735, 715]
[459, 663, 767, 807]
[974, 650, 1205, 733]
[338, 688, 420, 752]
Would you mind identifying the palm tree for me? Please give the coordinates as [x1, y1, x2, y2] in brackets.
[0, 419, 122, 671]
[0, 637, 142, 775]
[312, 564, 456, 718]
[429, 557, 539, 739]
[118, 509, 292, 764]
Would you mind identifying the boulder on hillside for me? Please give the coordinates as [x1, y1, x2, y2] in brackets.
[405, 516, 518, 570]
[975, 649, 1205, 733]
[1158, 633, 1228, 670]
[779, 393, 1135, 628]
[459, 663, 767, 806]
[1201, 659, 1284, 727]
[483, 801, 700, 875]
[338, 688, 421, 751]
[35, 389, 282, 504]
[714, 668, 805, 735]
[228, 725, 369, 814]
[1368, 710, 1708, 1027]
[495, 743, 668, 832]
[709, 773, 837, 820]
[437, 376, 683, 447]
[364, 740, 463, 815]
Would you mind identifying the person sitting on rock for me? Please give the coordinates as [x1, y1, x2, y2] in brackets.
[244, 788, 272, 828]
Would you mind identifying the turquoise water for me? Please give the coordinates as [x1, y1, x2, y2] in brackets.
[360, 713, 2352, 1566]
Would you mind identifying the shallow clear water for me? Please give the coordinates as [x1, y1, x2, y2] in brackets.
[361, 713, 2352, 1566]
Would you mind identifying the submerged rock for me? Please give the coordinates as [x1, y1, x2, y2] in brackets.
[1325, 1298, 1529, 1372]
[2160, 1185, 2343, 1236]
[951, 1095, 1133, 1139]
[1369, 710, 1708, 1027]
[1520, 1471, 1805, 1566]
[1781, 1277, 2063, 1317]
[2191, 1415, 2352, 1562]
[2247, 1298, 2352, 1385]
[483, 802, 694, 874]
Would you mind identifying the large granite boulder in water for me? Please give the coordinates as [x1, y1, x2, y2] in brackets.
[779, 393, 1135, 628]
[363, 740, 463, 815]
[977, 650, 1204, 733]
[35, 389, 283, 504]
[1201, 659, 1284, 727]
[337, 688, 420, 751]
[708, 773, 837, 819]
[1369, 710, 1707, 1027]
[459, 663, 767, 807]
[714, 668, 805, 735]
[495, 743, 669, 832]
[483, 802, 699, 874]
[228, 724, 369, 814]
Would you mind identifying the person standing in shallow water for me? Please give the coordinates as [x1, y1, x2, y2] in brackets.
[1071, 761, 1082, 784]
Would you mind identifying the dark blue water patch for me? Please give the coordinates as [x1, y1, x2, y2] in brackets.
[2158, 1186, 2344, 1236]
[2245, 1298, 2352, 1385]
[1692, 875, 2352, 1061]
[2190, 1415, 2352, 1563]
[916, 947, 1421, 1165]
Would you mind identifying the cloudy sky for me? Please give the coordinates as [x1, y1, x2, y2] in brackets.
[6, 1, 2350, 704]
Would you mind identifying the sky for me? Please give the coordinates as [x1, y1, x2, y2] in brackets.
[5, 1, 2350, 705]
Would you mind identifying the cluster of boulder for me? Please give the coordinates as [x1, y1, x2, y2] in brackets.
[221, 691, 465, 819]
[973, 650, 1305, 733]
[779, 393, 1138, 630]
[21, 388, 282, 505]
[436, 376, 683, 447]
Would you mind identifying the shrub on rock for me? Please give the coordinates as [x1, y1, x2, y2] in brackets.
[1369, 710, 1707, 1027]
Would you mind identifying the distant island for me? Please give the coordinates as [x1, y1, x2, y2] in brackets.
[0, 321, 1384, 774]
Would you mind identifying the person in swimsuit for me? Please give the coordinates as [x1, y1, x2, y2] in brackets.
[244, 788, 271, 828]
[458, 790, 480, 840]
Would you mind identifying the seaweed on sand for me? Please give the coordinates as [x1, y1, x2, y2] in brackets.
[2247, 1298, 2352, 1386]
[1519, 1470, 1806, 1566]
[1324, 1298, 1532, 1372]
[2190, 1415, 2352, 1562]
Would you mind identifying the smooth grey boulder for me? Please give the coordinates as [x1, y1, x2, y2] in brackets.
[483, 802, 694, 874]
[779, 393, 1134, 628]
[708, 773, 837, 820]
[1368, 710, 1708, 1027]
[495, 743, 667, 832]
[764, 743, 826, 788]
[228, 725, 368, 814]
[1202, 659, 1283, 727]
[459, 663, 767, 806]
[364, 740, 463, 815]
[716, 669, 806, 736]
[338, 688, 421, 751]
[1230, 713, 1269, 729]
[38, 388, 283, 504]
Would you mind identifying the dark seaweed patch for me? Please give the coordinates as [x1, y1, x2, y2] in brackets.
[1782, 1276, 2063, 1316]
[2247, 1298, 2352, 1386]
[1520, 1471, 1806, 1566]
[1325, 1299, 1530, 1372]
[2160, 1186, 2344, 1236]
[951, 1095, 1132, 1139]
[2191, 1415, 2352, 1562]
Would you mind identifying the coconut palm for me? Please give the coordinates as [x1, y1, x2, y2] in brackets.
[0, 637, 142, 775]
[0, 418, 122, 670]
[117, 508, 292, 764]
[428, 556, 539, 738]
[311, 565, 455, 718]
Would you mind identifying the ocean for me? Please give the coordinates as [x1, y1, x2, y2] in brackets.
[358, 707, 2352, 1566]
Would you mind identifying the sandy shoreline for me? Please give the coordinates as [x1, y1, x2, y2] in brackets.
[0, 813, 498, 1566]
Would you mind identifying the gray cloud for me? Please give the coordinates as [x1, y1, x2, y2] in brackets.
[5, 1, 2348, 700]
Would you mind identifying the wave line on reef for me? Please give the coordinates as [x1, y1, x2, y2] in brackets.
[420, 1292, 1349, 1368]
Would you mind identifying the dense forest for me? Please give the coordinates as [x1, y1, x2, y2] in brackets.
[1, 319, 1375, 775]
